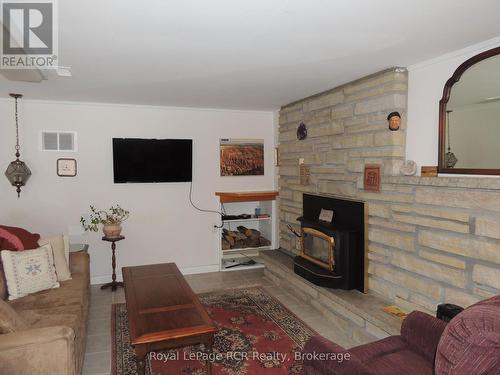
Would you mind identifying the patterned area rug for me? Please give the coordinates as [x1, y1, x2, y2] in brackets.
[112, 288, 317, 375]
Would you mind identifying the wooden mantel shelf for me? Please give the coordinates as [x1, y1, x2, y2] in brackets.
[215, 191, 279, 203]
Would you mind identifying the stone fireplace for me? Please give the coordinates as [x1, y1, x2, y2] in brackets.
[278, 67, 500, 312]
[293, 194, 366, 292]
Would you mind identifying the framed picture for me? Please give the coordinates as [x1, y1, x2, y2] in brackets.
[364, 164, 381, 192]
[57, 158, 77, 177]
[220, 139, 264, 176]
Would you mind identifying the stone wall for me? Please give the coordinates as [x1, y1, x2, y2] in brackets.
[278, 68, 500, 313]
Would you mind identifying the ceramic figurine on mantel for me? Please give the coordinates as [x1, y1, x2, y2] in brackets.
[80, 205, 130, 238]
[400, 160, 417, 176]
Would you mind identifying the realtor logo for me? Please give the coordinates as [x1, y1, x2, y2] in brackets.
[1, 0, 58, 69]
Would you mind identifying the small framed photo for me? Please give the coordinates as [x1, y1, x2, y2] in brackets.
[57, 158, 77, 177]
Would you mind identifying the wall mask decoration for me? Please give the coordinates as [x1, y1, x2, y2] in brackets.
[296, 122, 308, 140]
[220, 138, 264, 176]
[364, 164, 381, 192]
[387, 111, 401, 131]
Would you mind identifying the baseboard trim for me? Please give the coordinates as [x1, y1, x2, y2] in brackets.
[90, 264, 220, 285]
[180, 264, 220, 275]
[91, 275, 123, 285]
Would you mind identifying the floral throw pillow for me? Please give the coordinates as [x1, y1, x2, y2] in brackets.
[1, 245, 60, 300]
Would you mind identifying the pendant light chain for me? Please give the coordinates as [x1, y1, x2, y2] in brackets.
[5, 93, 31, 197]
[445, 109, 458, 168]
[14, 96, 20, 155]
[446, 110, 451, 152]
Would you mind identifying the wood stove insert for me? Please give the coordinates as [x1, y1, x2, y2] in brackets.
[292, 194, 366, 292]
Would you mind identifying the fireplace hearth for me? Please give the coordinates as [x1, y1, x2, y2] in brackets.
[292, 194, 366, 292]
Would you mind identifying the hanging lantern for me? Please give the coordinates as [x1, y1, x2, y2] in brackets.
[5, 93, 31, 197]
[445, 110, 458, 168]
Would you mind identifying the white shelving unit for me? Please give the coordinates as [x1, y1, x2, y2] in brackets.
[215, 191, 278, 272]
[221, 217, 272, 224]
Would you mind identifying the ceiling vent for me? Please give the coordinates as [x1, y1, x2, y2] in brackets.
[41, 131, 77, 151]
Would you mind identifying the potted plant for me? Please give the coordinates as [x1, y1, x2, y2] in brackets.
[80, 205, 130, 238]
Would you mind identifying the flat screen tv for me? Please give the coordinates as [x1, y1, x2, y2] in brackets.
[112, 138, 192, 183]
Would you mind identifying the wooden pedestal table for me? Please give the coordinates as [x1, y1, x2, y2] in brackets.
[122, 263, 217, 375]
[100, 235, 125, 291]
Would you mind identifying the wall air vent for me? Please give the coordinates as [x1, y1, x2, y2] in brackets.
[41, 131, 77, 151]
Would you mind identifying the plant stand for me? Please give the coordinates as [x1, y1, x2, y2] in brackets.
[100, 235, 125, 291]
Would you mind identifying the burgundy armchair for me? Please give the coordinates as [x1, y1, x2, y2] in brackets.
[301, 295, 500, 375]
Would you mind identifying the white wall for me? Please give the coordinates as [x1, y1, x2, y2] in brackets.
[0, 100, 276, 282]
[406, 35, 500, 170]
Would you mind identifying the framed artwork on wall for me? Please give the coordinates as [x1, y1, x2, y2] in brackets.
[220, 139, 264, 176]
[364, 164, 380, 192]
[57, 158, 77, 177]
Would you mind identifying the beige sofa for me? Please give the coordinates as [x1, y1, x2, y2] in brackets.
[0, 251, 90, 375]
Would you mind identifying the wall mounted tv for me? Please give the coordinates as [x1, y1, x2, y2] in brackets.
[112, 138, 192, 183]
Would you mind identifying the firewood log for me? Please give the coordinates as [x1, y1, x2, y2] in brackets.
[232, 240, 246, 249]
[224, 235, 235, 246]
[247, 229, 261, 240]
[234, 232, 247, 241]
[259, 236, 271, 246]
[245, 238, 260, 247]
[237, 225, 248, 233]
[222, 239, 231, 250]
[237, 226, 261, 239]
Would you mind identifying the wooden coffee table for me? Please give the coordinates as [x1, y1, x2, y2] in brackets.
[122, 263, 217, 375]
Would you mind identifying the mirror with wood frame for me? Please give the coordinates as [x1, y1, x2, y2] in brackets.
[438, 46, 500, 175]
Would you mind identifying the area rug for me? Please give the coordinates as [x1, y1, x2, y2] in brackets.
[112, 287, 317, 375]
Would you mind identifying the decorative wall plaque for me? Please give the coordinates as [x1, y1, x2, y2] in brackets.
[299, 164, 310, 185]
[364, 164, 381, 192]
[297, 122, 308, 140]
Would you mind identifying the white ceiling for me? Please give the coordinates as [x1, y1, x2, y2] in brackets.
[1, 0, 500, 110]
